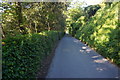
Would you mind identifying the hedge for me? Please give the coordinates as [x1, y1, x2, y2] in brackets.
[75, 2, 120, 66]
[2, 31, 64, 79]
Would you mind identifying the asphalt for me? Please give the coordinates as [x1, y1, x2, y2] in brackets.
[46, 36, 120, 78]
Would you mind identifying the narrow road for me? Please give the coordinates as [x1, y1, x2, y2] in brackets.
[46, 36, 120, 78]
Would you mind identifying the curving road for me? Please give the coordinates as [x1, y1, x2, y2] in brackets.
[46, 36, 120, 78]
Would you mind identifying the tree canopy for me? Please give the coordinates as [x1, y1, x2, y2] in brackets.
[1, 2, 68, 37]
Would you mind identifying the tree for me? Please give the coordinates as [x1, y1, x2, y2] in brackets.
[84, 5, 101, 21]
[2, 2, 68, 36]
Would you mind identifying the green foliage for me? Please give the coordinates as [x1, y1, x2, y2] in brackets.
[66, 3, 101, 36]
[2, 31, 64, 79]
[2, 2, 66, 78]
[84, 5, 101, 21]
[65, 5, 84, 36]
[2, 2, 67, 36]
[75, 2, 120, 66]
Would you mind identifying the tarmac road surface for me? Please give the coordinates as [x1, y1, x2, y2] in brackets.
[46, 36, 120, 78]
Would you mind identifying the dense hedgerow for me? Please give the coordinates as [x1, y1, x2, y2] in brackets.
[2, 31, 64, 79]
[75, 2, 120, 66]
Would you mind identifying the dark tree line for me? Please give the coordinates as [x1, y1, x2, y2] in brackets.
[1, 2, 68, 37]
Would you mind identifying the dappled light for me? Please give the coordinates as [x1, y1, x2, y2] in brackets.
[96, 67, 107, 72]
[69, 2, 119, 66]
[92, 55, 101, 59]
[69, 37, 119, 78]
[82, 46, 87, 50]
[79, 50, 84, 53]
[94, 59, 108, 64]
[79, 47, 92, 54]
[1, 1, 119, 79]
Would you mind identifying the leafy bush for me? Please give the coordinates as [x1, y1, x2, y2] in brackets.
[66, 4, 101, 36]
[75, 2, 120, 66]
[2, 31, 64, 79]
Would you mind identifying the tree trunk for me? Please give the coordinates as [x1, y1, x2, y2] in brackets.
[35, 22, 37, 33]
[48, 22, 50, 31]
[15, 2, 24, 33]
[0, 25, 5, 38]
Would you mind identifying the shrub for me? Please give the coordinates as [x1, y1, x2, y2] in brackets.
[2, 31, 64, 79]
[75, 2, 120, 66]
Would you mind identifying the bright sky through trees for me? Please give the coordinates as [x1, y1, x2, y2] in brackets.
[70, 0, 103, 8]
[72, 0, 103, 5]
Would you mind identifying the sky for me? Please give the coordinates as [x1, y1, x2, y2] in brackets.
[0, 0, 103, 3]
[0, 0, 103, 12]
[77, 0, 103, 5]
[71, 0, 103, 6]
[67, 0, 103, 9]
